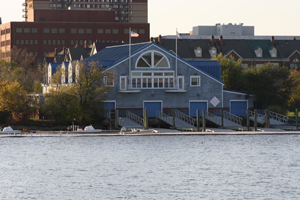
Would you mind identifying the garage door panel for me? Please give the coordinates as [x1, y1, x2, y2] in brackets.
[144, 102, 162, 117]
[231, 101, 247, 117]
[190, 102, 207, 117]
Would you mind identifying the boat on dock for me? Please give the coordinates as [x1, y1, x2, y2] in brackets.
[69, 125, 102, 133]
[0, 126, 21, 134]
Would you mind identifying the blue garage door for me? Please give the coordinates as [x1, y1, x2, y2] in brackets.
[231, 101, 247, 117]
[144, 102, 161, 117]
[190, 102, 207, 117]
[104, 102, 116, 118]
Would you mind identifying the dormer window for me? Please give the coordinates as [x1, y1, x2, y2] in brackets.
[254, 47, 263, 58]
[194, 47, 202, 58]
[269, 47, 277, 58]
[209, 47, 217, 57]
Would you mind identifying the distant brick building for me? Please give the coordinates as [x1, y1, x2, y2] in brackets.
[0, 0, 149, 61]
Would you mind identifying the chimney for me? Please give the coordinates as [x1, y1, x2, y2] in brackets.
[293, 37, 296, 41]
[54, 48, 57, 56]
[219, 35, 223, 46]
[271, 36, 275, 46]
[150, 37, 153, 42]
[158, 35, 162, 45]
[210, 35, 215, 46]
[63, 47, 66, 55]
[75, 45, 78, 48]
[0, 17, 2, 25]
[84, 40, 87, 49]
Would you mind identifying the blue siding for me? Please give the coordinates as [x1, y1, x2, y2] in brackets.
[144, 102, 161, 117]
[190, 102, 207, 117]
[104, 102, 115, 118]
[231, 101, 247, 116]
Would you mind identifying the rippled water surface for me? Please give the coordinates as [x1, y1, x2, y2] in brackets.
[1, 135, 300, 199]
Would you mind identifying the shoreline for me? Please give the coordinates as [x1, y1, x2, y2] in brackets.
[1, 128, 300, 137]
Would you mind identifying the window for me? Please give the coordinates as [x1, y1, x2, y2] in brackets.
[136, 51, 169, 68]
[71, 28, 77, 34]
[131, 72, 174, 89]
[120, 76, 127, 90]
[112, 29, 119, 34]
[62, 40, 65, 45]
[51, 28, 58, 33]
[16, 28, 22, 33]
[190, 76, 200, 86]
[178, 76, 184, 89]
[24, 28, 30, 33]
[254, 47, 263, 57]
[78, 28, 84, 34]
[21, 40, 24, 45]
[44, 40, 47, 45]
[139, 29, 145, 34]
[32, 28, 38, 33]
[105, 29, 111, 34]
[16, 40, 19, 45]
[86, 28, 92, 34]
[242, 64, 248, 70]
[59, 28, 65, 33]
[194, 47, 202, 57]
[104, 76, 114, 87]
[44, 28, 50, 33]
[98, 28, 104, 34]
[30, 40, 33, 45]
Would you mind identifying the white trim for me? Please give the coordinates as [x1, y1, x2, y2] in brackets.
[189, 100, 208, 116]
[102, 43, 224, 86]
[190, 76, 201, 86]
[224, 50, 243, 59]
[131, 71, 175, 89]
[119, 76, 127, 90]
[178, 76, 184, 90]
[143, 100, 163, 113]
[104, 76, 114, 87]
[135, 50, 170, 69]
[105, 100, 117, 108]
[287, 50, 300, 59]
[229, 100, 248, 111]
[223, 90, 255, 96]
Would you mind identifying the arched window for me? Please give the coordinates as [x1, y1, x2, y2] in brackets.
[136, 51, 169, 68]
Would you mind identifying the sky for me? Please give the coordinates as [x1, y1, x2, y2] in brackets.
[1, 0, 300, 37]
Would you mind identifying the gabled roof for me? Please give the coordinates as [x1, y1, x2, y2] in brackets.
[86, 42, 223, 83]
[68, 47, 91, 61]
[185, 61, 221, 80]
[157, 39, 253, 59]
[275, 40, 300, 58]
[246, 40, 282, 59]
[49, 62, 62, 75]
[86, 42, 152, 67]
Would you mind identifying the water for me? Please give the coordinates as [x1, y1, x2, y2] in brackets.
[1, 135, 300, 199]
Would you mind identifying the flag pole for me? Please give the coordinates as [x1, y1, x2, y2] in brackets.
[176, 28, 178, 89]
[129, 27, 131, 89]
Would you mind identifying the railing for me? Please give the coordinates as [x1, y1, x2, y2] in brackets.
[266, 110, 289, 124]
[156, 110, 173, 125]
[175, 110, 196, 126]
[126, 110, 144, 126]
[118, 117, 124, 127]
[223, 110, 243, 125]
[205, 111, 222, 126]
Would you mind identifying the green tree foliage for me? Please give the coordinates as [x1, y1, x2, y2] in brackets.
[0, 48, 42, 123]
[42, 61, 115, 123]
[243, 63, 292, 109]
[211, 53, 243, 90]
[0, 81, 38, 122]
[288, 68, 300, 111]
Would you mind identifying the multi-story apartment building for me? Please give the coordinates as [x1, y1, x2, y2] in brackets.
[0, 0, 149, 61]
[23, 0, 147, 23]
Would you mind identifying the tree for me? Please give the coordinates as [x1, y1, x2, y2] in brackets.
[242, 63, 292, 110]
[211, 53, 244, 90]
[0, 81, 38, 123]
[42, 61, 115, 123]
[288, 68, 300, 111]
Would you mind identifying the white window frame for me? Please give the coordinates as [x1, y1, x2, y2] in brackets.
[104, 76, 114, 87]
[178, 76, 184, 90]
[131, 71, 175, 89]
[120, 76, 127, 90]
[135, 51, 170, 69]
[190, 76, 200, 86]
